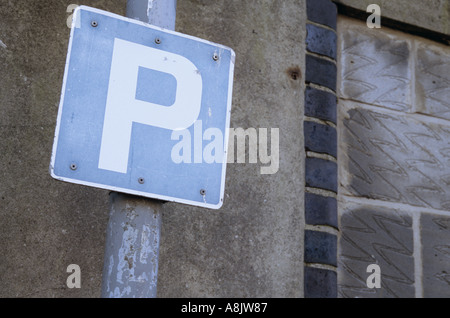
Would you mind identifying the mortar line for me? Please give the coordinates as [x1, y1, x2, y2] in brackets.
[340, 194, 450, 216]
[306, 151, 337, 163]
[306, 20, 337, 34]
[307, 82, 337, 96]
[304, 262, 337, 272]
[412, 212, 423, 298]
[306, 51, 337, 65]
[305, 187, 337, 199]
[304, 116, 337, 128]
[305, 224, 339, 236]
[410, 38, 417, 114]
[339, 98, 450, 127]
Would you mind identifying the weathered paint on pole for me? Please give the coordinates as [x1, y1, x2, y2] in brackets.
[101, 0, 177, 298]
[101, 193, 162, 298]
[126, 0, 177, 30]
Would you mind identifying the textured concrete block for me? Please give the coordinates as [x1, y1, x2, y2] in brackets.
[304, 266, 337, 298]
[306, 24, 337, 59]
[421, 214, 450, 298]
[305, 86, 337, 123]
[338, 18, 412, 112]
[338, 204, 414, 298]
[305, 54, 337, 91]
[305, 230, 337, 266]
[306, 0, 337, 30]
[415, 42, 450, 121]
[340, 101, 450, 211]
[305, 157, 337, 192]
[305, 192, 337, 228]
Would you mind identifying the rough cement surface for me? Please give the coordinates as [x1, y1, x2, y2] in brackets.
[158, 0, 306, 298]
[0, 0, 306, 298]
[0, 0, 124, 298]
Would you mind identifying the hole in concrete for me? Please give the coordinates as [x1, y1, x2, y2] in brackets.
[287, 66, 301, 81]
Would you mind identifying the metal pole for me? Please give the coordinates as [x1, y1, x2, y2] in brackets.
[101, 193, 163, 298]
[126, 0, 177, 30]
[101, 0, 177, 298]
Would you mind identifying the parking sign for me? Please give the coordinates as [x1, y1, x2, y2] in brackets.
[50, 6, 235, 209]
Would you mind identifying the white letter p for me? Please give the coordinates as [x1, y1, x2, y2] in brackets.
[99, 38, 203, 173]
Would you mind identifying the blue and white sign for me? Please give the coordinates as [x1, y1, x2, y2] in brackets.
[50, 6, 235, 209]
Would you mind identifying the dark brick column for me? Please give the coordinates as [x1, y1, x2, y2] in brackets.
[303, 0, 338, 298]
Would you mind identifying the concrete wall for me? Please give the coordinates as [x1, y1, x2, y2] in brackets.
[161, 0, 306, 298]
[0, 0, 306, 297]
[337, 16, 450, 297]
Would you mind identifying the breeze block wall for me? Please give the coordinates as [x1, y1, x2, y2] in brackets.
[337, 16, 450, 298]
[304, 0, 339, 298]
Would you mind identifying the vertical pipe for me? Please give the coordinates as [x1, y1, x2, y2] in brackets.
[101, 0, 177, 298]
[126, 0, 177, 30]
[101, 193, 162, 298]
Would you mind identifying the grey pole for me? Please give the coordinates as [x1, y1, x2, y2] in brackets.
[126, 0, 177, 30]
[101, 0, 177, 298]
[101, 193, 163, 298]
